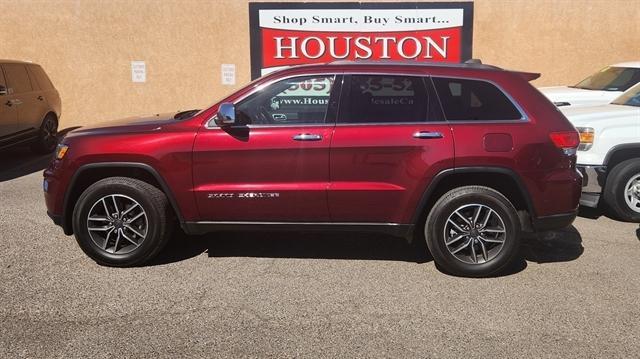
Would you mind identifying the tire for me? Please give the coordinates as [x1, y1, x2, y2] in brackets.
[425, 186, 521, 277]
[31, 114, 58, 154]
[72, 177, 173, 267]
[603, 159, 640, 222]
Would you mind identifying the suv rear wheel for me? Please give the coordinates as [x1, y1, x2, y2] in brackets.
[72, 177, 173, 267]
[603, 158, 640, 222]
[31, 114, 58, 154]
[425, 186, 521, 277]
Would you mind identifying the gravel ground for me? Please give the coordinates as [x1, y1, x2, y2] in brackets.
[0, 147, 639, 358]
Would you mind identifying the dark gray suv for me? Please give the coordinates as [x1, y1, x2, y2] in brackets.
[0, 60, 61, 153]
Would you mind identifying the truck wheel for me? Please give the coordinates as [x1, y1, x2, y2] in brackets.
[72, 177, 173, 267]
[603, 159, 640, 222]
[31, 114, 58, 154]
[425, 186, 521, 277]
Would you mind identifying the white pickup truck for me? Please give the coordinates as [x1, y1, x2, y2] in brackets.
[541, 62, 640, 107]
[561, 83, 640, 221]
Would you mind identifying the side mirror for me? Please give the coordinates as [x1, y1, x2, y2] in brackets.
[0, 86, 7, 96]
[215, 103, 236, 126]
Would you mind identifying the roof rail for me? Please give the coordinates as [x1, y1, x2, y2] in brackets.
[326, 59, 503, 70]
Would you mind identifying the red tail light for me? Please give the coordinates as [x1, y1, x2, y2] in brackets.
[549, 131, 580, 149]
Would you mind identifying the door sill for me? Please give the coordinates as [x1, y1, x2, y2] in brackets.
[182, 221, 415, 239]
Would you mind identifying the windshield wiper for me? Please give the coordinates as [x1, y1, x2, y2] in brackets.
[174, 109, 200, 120]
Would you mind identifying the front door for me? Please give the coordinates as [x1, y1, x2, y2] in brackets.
[329, 74, 454, 224]
[192, 74, 341, 222]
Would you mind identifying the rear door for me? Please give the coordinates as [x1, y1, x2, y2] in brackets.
[328, 74, 454, 224]
[192, 74, 341, 222]
[3, 63, 46, 132]
[0, 65, 18, 137]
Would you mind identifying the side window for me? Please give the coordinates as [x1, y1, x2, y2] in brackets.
[235, 75, 335, 126]
[0, 67, 6, 89]
[432, 78, 523, 121]
[339, 75, 428, 123]
[433, 77, 522, 121]
[28, 65, 54, 91]
[3, 64, 33, 94]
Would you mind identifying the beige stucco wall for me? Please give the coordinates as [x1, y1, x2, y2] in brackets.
[0, 0, 638, 128]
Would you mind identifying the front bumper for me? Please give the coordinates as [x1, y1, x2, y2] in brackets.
[576, 164, 607, 207]
[47, 211, 63, 227]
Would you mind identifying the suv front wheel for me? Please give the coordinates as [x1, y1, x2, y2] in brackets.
[72, 177, 173, 267]
[603, 159, 640, 222]
[425, 186, 521, 277]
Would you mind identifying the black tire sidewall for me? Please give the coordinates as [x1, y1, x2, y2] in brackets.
[426, 187, 521, 277]
[33, 115, 58, 153]
[72, 180, 165, 266]
[605, 159, 640, 222]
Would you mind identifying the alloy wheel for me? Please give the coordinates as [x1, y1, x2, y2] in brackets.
[86, 194, 148, 254]
[443, 204, 507, 264]
[42, 117, 58, 149]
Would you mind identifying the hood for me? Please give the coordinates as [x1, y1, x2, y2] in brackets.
[561, 103, 640, 127]
[538, 86, 622, 107]
[62, 111, 196, 139]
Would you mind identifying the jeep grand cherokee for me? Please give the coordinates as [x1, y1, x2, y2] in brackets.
[44, 61, 582, 277]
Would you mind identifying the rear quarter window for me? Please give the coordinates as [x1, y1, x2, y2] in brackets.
[28, 65, 55, 91]
[432, 77, 523, 121]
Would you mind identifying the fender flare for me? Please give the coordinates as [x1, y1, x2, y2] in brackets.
[62, 162, 184, 234]
[410, 166, 537, 224]
[603, 143, 640, 166]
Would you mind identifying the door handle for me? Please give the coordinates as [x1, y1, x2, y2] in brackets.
[293, 133, 322, 141]
[413, 131, 444, 139]
[37, 95, 44, 101]
[5, 100, 12, 107]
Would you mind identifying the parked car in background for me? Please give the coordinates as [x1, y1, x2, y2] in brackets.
[540, 62, 640, 108]
[0, 60, 61, 153]
[44, 61, 581, 277]
[563, 82, 640, 221]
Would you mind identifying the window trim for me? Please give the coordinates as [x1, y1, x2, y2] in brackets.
[206, 71, 530, 128]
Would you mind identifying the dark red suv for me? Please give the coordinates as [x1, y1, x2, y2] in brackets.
[44, 61, 581, 277]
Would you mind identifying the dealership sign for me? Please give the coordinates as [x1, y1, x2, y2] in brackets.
[249, 2, 474, 78]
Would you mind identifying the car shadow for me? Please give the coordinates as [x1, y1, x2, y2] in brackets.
[150, 230, 433, 266]
[149, 225, 584, 277]
[0, 127, 79, 182]
[520, 225, 584, 264]
[578, 205, 605, 220]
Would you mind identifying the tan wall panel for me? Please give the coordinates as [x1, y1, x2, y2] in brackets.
[0, 0, 638, 128]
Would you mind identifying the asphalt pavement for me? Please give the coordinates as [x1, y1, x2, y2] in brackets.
[0, 147, 639, 358]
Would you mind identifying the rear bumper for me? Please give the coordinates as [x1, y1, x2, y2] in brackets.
[532, 211, 577, 231]
[576, 164, 607, 207]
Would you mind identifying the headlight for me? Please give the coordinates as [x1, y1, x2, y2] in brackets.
[576, 127, 594, 151]
[55, 144, 69, 160]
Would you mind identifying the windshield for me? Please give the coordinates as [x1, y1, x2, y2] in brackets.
[574, 66, 640, 91]
[611, 83, 640, 107]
